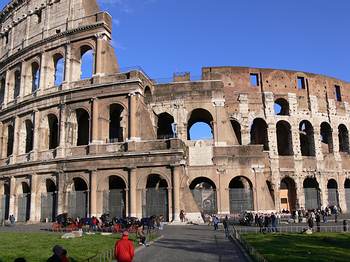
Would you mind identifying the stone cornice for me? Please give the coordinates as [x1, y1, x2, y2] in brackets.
[0, 22, 109, 68]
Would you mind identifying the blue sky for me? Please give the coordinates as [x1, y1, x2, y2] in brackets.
[1, 0, 350, 139]
[95, 0, 350, 82]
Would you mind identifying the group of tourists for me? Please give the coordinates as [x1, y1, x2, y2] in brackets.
[255, 212, 279, 233]
[291, 205, 340, 224]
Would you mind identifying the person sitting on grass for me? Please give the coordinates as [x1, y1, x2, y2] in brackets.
[47, 245, 63, 262]
[137, 223, 148, 246]
[114, 231, 135, 262]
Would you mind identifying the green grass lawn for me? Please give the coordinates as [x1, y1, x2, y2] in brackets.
[242, 233, 350, 262]
[0, 232, 140, 262]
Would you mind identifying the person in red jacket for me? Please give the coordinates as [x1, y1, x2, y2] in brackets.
[115, 231, 135, 262]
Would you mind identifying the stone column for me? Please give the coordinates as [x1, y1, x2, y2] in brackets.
[251, 165, 265, 211]
[63, 44, 72, 86]
[91, 98, 101, 144]
[56, 172, 66, 215]
[94, 33, 105, 77]
[9, 176, 16, 217]
[38, 52, 48, 92]
[217, 168, 229, 214]
[171, 165, 181, 221]
[212, 98, 227, 146]
[89, 170, 97, 217]
[292, 125, 301, 159]
[57, 104, 66, 158]
[314, 125, 323, 161]
[267, 122, 278, 157]
[128, 93, 140, 141]
[128, 168, 137, 217]
[29, 174, 39, 222]
[338, 188, 346, 213]
[12, 116, 20, 163]
[32, 110, 40, 161]
[332, 128, 341, 161]
[296, 178, 305, 209]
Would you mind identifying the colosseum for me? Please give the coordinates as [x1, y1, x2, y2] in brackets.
[0, 0, 349, 223]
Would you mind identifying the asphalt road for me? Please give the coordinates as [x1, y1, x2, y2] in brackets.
[134, 225, 248, 262]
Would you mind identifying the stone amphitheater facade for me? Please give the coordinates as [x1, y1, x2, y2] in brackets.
[0, 0, 350, 223]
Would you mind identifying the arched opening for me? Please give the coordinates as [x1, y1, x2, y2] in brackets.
[231, 120, 242, 145]
[276, 120, 293, 156]
[280, 177, 297, 212]
[320, 122, 333, 154]
[6, 125, 14, 157]
[303, 177, 320, 210]
[345, 179, 350, 212]
[68, 177, 88, 218]
[31, 62, 40, 93]
[189, 177, 217, 215]
[25, 120, 34, 153]
[17, 182, 31, 222]
[48, 114, 59, 149]
[229, 176, 253, 213]
[327, 179, 339, 207]
[0, 182, 10, 220]
[338, 124, 349, 153]
[0, 78, 5, 105]
[76, 109, 90, 146]
[144, 174, 169, 221]
[187, 109, 213, 140]
[299, 120, 315, 156]
[80, 46, 94, 80]
[14, 70, 21, 99]
[250, 118, 269, 150]
[53, 54, 64, 86]
[103, 176, 126, 218]
[144, 86, 152, 103]
[41, 179, 57, 222]
[274, 98, 289, 115]
[157, 112, 174, 139]
[109, 104, 124, 143]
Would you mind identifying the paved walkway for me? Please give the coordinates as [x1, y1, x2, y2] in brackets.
[134, 225, 248, 262]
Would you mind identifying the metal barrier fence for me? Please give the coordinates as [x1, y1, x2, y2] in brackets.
[235, 224, 349, 234]
[230, 225, 267, 262]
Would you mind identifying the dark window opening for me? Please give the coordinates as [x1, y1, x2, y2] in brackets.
[76, 109, 89, 146]
[320, 122, 333, 154]
[109, 104, 124, 143]
[31, 62, 40, 93]
[0, 78, 5, 104]
[250, 73, 259, 86]
[335, 85, 342, 102]
[157, 112, 174, 139]
[14, 70, 21, 99]
[6, 125, 14, 157]
[3, 32, 9, 46]
[36, 11, 42, 23]
[276, 120, 293, 156]
[109, 176, 126, 190]
[338, 124, 349, 153]
[274, 98, 289, 115]
[25, 120, 34, 153]
[231, 120, 242, 145]
[46, 179, 57, 193]
[250, 118, 269, 150]
[299, 120, 315, 156]
[146, 174, 168, 188]
[190, 177, 216, 190]
[144, 86, 152, 103]
[73, 177, 88, 191]
[48, 114, 59, 149]
[297, 76, 305, 90]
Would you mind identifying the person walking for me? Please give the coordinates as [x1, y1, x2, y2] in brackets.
[114, 231, 135, 262]
[213, 216, 219, 230]
[271, 213, 277, 232]
[315, 212, 321, 232]
[223, 215, 229, 238]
